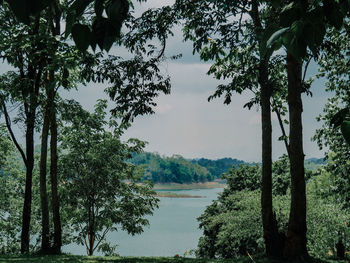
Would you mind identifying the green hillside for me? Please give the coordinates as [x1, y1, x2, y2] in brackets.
[130, 153, 325, 185]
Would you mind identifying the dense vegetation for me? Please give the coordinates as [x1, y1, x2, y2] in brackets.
[130, 153, 213, 184]
[131, 152, 323, 184]
[191, 158, 246, 179]
[197, 160, 350, 259]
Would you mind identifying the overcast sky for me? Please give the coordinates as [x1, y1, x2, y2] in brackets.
[1, 0, 331, 162]
[63, 0, 330, 162]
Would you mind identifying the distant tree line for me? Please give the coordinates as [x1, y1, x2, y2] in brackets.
[130, 153, 213, 184]
[130, 152, 324, 185]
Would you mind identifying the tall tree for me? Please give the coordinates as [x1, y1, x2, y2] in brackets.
[0, 6, 45, 252]
[265, 0, 349, 257]
[173, 0, 289, 256]
[1, 0, 171, 253]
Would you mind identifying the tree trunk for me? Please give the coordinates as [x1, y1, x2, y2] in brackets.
[260, 67, 285, 258]
[21, 116, 35, 254]
[39, 107, 51, 252]
[283, 53, 308, 259]
[50, 106, 62, 254]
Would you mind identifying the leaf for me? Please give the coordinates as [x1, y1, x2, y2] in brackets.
[29, 0, 51, 15]
[70, 0, 92, 17]
[92, 18, 108, 50]
[65, 10, 76, 38]
[280, 2, 299, 27]
[6, 0, 51, 24]
[94, 0, 104, 18]
[259, 24, 279, 57]
[71, 24, 91, 51]
[6, 0, 30, 24]
[323, 0, 345, 29]
[267, 27, 289, 48]
[290, 20, 304, 38]
[282, 31, 307, 59]
[341, 121, 350, 145]
[108, 0, 129, 22]
[330, 108, 349, 128]
[271, 0, 280, 8]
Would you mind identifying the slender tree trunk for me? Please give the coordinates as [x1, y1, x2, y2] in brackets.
[260, 67, 285, 258]
[283, 53, 308, 258]
[39, 106, 51, 252]
[21, 115, 35, 254]
[249, 1, 285, 256]
[88, 204, 95, 256]
[50, 105, 62, 253]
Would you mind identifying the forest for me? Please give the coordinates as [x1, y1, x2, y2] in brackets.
[130, 152, 324, 184]
[0, 0, 350, 262]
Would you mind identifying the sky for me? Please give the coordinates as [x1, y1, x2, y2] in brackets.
[0, 0, 331, 162]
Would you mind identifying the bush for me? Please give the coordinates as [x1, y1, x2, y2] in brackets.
[197, 183, 350, 258]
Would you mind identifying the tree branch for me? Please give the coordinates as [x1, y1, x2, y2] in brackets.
[2, 102, 27, 165]
[272, 99, 290, 157]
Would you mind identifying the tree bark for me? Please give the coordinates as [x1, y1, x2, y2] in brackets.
[250, 0, 285, 257]
[283, 53, 308, 259]
[39, 106, 51, 252]
[21, 113, 35, 254]
[50, 104, 62, 253]
[260, 66, 285, 258]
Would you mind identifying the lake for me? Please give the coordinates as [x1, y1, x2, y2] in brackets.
[64, 188, 222, 256]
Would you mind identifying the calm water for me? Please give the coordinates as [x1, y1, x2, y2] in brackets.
[64, 188, 222, 256]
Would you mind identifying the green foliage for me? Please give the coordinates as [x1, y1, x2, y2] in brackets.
[1, 0, 130, 52]
[59, 100, 159, 255]
[131, 152, 213, 184]
[191, 158, 245, 180]
[197, 190, 265, 258]
[197, 159, 336, 259]
[307, 179, 350, 257]
[0, 125, 12, 168]
[198, 184, 350, 259]
[0, 150, 23, 254]
[265, 0, 350, 58]
[222, 164, 261, 193]
[313, 19, 350, 207]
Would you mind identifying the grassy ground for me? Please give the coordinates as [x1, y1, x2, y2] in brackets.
[0, 255, 249, 263]
[0, 255, 345, 263]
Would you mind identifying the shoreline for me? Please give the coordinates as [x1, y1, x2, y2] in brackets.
[153, 181, 226, 190]
[154, 192, 203, 198]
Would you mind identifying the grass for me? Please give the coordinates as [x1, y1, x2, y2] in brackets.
[0, 254, 346, 263]
[0, 255, 250, 263]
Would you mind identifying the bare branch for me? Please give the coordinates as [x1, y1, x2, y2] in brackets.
[2, 102, 27, 165]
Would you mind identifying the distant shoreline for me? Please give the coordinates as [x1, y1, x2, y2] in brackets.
[154, 192, 203, 198]
[153, 181, 226, 190]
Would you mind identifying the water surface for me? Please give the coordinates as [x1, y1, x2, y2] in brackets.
[64, 188, 222, 256]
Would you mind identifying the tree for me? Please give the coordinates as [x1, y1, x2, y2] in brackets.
[0, 0, 171, 253]
[173, 0, 290, 256]
[264, 0, 349, 257]
[59, 100, 159, 256]
[0, 6, 46, 251]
